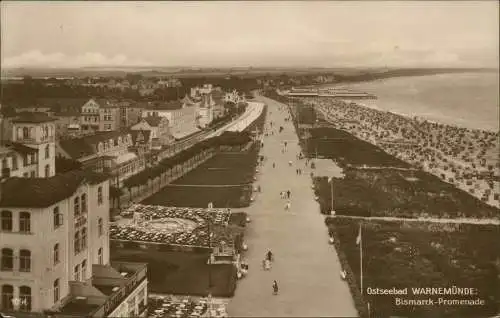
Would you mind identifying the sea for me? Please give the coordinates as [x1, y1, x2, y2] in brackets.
[326, 72, 499, 132]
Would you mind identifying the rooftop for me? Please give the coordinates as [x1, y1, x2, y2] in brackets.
[4, 142, 38, 154]
[143, 116, 164, 127]
[12, 112, 57, 123]
[0, 170, 109, 208]
[59, 131, 130, 160]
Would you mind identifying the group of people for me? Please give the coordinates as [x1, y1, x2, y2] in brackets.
[261, 250, 279, 295]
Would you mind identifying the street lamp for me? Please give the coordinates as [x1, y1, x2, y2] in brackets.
[207, 202, 214, 317]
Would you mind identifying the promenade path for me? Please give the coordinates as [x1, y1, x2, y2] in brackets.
[227, 95, 357, 317]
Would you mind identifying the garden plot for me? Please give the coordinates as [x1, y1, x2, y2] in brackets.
[314, 168, 500, 219]
[326, 217, 500, 318]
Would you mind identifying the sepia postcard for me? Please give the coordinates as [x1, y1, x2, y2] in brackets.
[0, 1, 498, 317]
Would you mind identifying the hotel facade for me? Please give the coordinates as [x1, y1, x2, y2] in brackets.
[0, 170, 148, 317]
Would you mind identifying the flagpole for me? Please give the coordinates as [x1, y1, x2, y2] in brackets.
[330, 178, 333, 213]
[360, 223, 363, 295]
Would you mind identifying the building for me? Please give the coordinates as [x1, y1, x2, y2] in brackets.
[0, 170, 148, 317]
[190, 84, 213, 101]
[56, 131, 145, 186]
[9, 112, 57, 178]
[211, 91, 226, 119]
[224, 89, 244, 104]
[197, 94, 214, 128]
[54, 111, 82, 139]
[98, 101, 120, 132]
[157, 78, 181, 88]
[119, 103, 143, 129]
[129, 130, 152, 159]
[131, 116, 172, 150]
[80, 99, 100, 134]
[141, 101, 199, 140]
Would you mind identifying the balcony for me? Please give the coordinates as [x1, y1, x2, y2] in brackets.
[56, 261, 147, 318]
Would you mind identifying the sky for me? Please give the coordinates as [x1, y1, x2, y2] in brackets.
[1, 1, 498, 69]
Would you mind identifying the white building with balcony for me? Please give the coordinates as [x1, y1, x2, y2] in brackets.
[0, 170, 148, 317]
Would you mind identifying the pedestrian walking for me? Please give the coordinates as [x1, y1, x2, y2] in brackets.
[285, 201, 291, 211]
[288, 161, 292, 167]
[273, 162, 276, 168]
[287, 190, 291, 199]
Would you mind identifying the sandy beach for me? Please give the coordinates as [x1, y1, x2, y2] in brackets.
[301, 97, 499, 209]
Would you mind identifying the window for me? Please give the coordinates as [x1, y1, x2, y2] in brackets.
[1, 210, 12, 231]
[17, 128, 23, 140]
[53, 244, 60, 265]
[98, 247, 103, 265]
[74, 264, 80, 281]
[19, 250, 31, 272]
[45, 145, 50, 159]
[23, 127, 29, 139]
[19, 212, 31, 233]
[30, 171, 35, 178]
[44, 164, 50, 177]
[12, 156, 18, 170]
[98, 218, 104, 237]
[53, 207, 62, 228]
[23, 155, 28, 167]
[74, 197, 80, 217]
[81, 228, 87, 250]
[1, 285, 14, 311]
[81, 260, 87, 280]
[98, 187, 103, 205]
[74, 232, 81, 255]
[53, 279, 60, 303]
[81, 194, 87, 214]
[1, 248, 13, 271]
[19, 286, 32, 311]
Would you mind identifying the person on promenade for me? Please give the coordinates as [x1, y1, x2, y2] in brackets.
[286, 190, 291, 199]
[266, 250, 273, 262]
[285, 201, 291, 211]
[273, 162, 276, 168]
[273, 281, 279, 295]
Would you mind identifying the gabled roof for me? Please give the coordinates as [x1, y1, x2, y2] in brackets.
[129, 130, 152, 144]
[143, 116, 165, 127]
[12, 112, 57, 123]
[0, 170, 109, 208]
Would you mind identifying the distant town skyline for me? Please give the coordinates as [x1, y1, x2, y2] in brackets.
[1, 1, 498, 69]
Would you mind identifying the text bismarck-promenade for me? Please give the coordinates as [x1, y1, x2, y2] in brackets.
[366, 287, 487, 307]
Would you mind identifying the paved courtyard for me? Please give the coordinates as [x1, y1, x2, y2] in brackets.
[227, 95, 357, 317]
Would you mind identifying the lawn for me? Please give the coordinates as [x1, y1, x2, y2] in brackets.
[111, 249, 237, 297]
[326, 217, 500, 317]
[305, 127, 409, 168]
[313, 169, 500, 219]
[142, 145, 259, 208]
